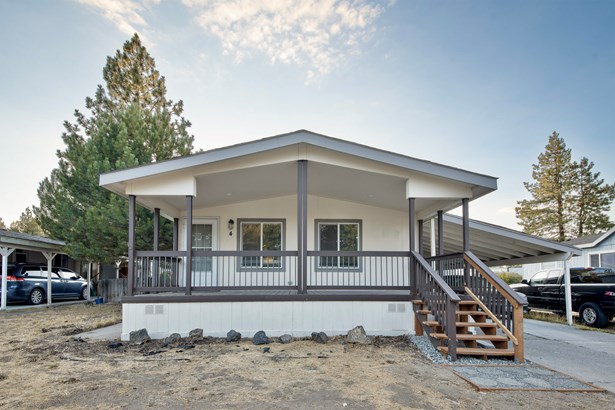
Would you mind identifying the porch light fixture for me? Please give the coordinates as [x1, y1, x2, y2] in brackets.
[228, 219, 235, 236]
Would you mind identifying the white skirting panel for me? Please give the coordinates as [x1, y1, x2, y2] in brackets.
[121, 301, 415, 340]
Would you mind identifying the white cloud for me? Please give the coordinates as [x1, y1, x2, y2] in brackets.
[76, 0, 155, 39]
[182, 0, 389, 79]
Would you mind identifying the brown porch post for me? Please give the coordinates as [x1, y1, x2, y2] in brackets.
[172, 218, 179, 251]
[153, 208, 160, 287]
[408, 198, 416, 295]
[462, 198, 470, 286]
[418, 219, 424, 255]
[185, 196, 193, 295]
[297, 160, 308, 294]
[127, 195, 136, 296]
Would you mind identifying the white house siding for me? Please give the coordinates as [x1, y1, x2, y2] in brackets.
[121, 300, 414, 340]
[520, 233, 615, 279]
[175, 194, 410, 288]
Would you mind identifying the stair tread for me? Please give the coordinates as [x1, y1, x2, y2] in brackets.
[416, 309, 432, 315]
[458, 300, 478, 305]
[430, 333, 508, 342]
[411, 300, 424, 305]
[455, 322, 497, 327]
[456, 310, 487, 316]
[438, 346, 515, 356]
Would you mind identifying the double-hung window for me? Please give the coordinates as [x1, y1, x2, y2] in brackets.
[316, 220, 361, 269]
[590, 252, 615, 269]
[239, 220, 284, 269]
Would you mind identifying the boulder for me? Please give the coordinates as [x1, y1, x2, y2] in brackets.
[226, 329, 242, 342]
[129, 328, 150, 345]
[347, 325, 371, 345]
[279, 334, 293, 344]
[252, 330, 269, 345]
[163, 333, 182, 345]
[311, 331, 328, 344]
[189, 328, 204, 339]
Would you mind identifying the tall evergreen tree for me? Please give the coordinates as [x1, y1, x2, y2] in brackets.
[515, 132, 575, 241]
[0, 217, 6, 230]
[570, 157, 615, 237]
[35, 34, 194, 263]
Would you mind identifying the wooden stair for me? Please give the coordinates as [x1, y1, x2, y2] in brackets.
[412, 298, 515, 360]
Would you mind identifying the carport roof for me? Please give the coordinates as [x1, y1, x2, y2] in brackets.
[422, 214, 581, 266]
[0, 229, 65, 253]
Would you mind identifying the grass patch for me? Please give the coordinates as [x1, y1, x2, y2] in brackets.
[525, 310, 615, 334]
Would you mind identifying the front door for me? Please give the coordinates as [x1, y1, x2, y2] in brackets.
[188, 219, 218, 287]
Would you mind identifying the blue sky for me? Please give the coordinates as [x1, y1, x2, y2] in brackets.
[0, 0, 613, 230]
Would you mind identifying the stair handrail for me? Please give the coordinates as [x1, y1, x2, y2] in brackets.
[412, 251, 460, 360]
[463, 251, 527, 307]
[464, 286, 518, 345]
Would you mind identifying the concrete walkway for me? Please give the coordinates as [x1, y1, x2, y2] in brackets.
[524, 318, 615, 393]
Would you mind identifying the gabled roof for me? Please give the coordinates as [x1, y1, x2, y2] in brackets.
[564, 227, 615, 249]
[100, 129, 498, 191]
[422, 214, 581, 266]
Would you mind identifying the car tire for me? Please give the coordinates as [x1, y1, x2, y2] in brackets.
[28, 288, 45, 305]
[579, 303, 608, 328]
[79, 286, 88, 300]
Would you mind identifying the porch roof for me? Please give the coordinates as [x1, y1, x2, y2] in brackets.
[99, 130, 498, 220]
[422, 214, 582, 266]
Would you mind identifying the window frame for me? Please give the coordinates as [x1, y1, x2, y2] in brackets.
[314, 219, 362, 271]
[236, 218, 286, 271]
[588, 251, 615, 270]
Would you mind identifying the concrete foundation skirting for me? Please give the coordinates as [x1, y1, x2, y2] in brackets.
[121, 300, 414, 340]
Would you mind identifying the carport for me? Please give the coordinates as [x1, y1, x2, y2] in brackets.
[0, 230, 66, 310]
[421, 213, 582, 324]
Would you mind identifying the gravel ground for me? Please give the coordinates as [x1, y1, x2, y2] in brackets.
[409, 334, 518, 365]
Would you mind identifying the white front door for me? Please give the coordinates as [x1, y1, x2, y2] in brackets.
[183, 218, 218, 287]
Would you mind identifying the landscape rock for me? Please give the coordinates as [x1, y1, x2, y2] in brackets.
[226, 329, 242, 342]
[129, 328, 151, 345]
[311, 331, 328, 344]
[279, 334, 293, 344]
[163, 333, 182, 346]
[189, 328, 203, 339]
[252, 330, 269, 345]
[346, 326, 371, 345]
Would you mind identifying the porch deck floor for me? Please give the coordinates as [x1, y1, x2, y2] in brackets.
[121, 289, 411, 303]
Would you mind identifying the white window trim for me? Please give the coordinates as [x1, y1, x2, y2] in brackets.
[588, 251, 615, 268]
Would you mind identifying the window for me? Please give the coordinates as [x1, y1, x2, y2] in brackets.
[316, 220, 361, 269]
[589, 252, 615, 270]
[529, 270, 548, 285]
[239, 220, 284, 268]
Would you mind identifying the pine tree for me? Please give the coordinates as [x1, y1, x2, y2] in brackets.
[570, 157, 615, 237]
[0, 217, 8, 230]
[35, 34, 194, 263]
[515, 132, 575, 241]
[9, 207, 44, 236]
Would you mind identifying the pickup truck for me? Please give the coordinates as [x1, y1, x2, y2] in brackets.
[510, 267, 615, 327]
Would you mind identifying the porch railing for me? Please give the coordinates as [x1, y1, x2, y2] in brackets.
[412, 251, 460, 360]
[306, 251, 411, 289]
[133, 250, 410, 293]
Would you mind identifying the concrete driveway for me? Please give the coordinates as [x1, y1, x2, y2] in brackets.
[524, 318, 615, 393]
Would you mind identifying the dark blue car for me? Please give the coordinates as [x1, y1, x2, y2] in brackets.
[1, 263, 89, 305]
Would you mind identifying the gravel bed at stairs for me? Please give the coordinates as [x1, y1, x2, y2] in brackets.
[409, 334, 519, 365]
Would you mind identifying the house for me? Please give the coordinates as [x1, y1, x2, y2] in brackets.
[521, 227, 615, 279]
[99, 130, 579, 361]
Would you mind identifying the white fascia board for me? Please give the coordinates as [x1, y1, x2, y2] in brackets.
[125, 173, 196, 197]
[99, 130, 498, 192]
[406, 175, 473, 199]
[583, 227, 615, 248]
[443, 214, 582, 256]
[485, 252, 572, 267]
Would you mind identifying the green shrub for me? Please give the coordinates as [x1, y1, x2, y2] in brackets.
[498, 272, 522, 285]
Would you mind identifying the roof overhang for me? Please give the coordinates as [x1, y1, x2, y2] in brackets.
[571, 227, 615, 249]
[99, 130, 499, 220]
[422, 214, 582, 266]
[0, 230, 65, 254]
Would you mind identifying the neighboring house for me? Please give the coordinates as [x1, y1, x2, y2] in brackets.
[521, 227, 615, 279]
[100, 130, 579, 361]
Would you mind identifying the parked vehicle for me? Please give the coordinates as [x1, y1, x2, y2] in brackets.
[0, 263, 89, 305]
[511, 267, 615, 327]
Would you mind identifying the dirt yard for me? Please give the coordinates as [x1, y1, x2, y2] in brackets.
[0, 303, 611, 409]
